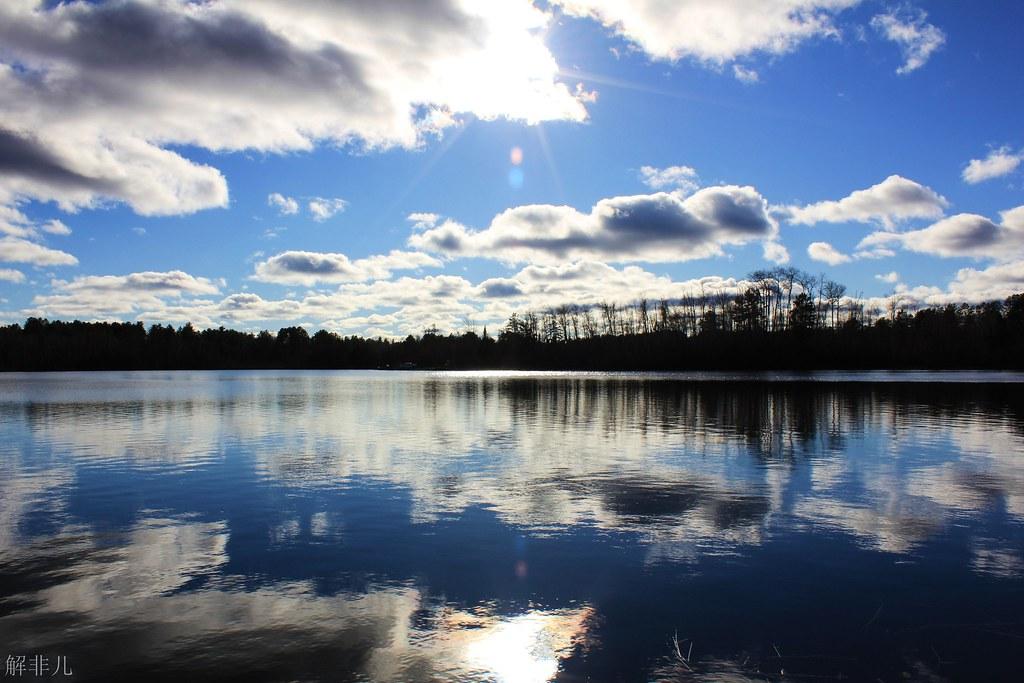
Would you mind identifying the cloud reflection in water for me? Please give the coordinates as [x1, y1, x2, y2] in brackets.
[1, 371, 1022, 681]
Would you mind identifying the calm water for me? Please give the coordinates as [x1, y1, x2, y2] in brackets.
[1, 371, 1022, 682]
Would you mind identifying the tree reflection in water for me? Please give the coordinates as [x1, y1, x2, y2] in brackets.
[0, 372, 1021, 681]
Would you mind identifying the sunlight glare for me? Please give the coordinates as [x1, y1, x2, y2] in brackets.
[432, 1, 588, 124]
[460, 609, 593, 683]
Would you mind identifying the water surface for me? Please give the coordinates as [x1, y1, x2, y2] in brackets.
[1, 371, 1022, 681]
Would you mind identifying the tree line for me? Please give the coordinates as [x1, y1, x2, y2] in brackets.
[504, 268, 860, 341]
[1, 269, 1022, 371]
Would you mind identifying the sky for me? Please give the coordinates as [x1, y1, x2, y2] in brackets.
[0, 0, 1022, 338]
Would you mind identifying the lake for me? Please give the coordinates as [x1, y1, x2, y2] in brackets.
[1, 371, 1022, 681]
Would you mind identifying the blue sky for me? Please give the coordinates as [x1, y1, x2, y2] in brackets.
[1, 0, 1022, 336]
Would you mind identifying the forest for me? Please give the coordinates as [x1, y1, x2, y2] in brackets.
[1, 268, 1023, 371]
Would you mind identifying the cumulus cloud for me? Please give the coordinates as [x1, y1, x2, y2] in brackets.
[252, 265, 746, 336]
[962, 147, 1023, 185]
[0, 237, 78, 266]
[252, 250, 441, 286]
[762, 241, 791, 264]
[871, 8, 946, 74]
[875, 260, 1024, 309]
[0, 205, 72, 240]
[944, 260, 1024, 302]
[58, 271, 220, 297]
[268, 193, 299, 215]
[0, 269, 26, 284]
[0, 0, 589, 218]
[217, 274, 483, 335]
[785, 175, 948, 228]
[0, 205, 34, 239]
[864, 250, 1024, 307]
[478, 261, 745, 308]
[875, 271, 900, 284]
[29, 271, 221, 318]
[639, 165, 699, 193]
[307, 197, 348, 222]
[407, 213, 441, 231]
[0, 125, 229, 217]
[807, 241, 852, 265]
[550, 0, 860, 64]
[41, 219, 71, 236]
[14, 258, 755, 337]
[13, 251, 1023, 336]
[409, 185, 778, 265]
[857, 205, 1024, 261]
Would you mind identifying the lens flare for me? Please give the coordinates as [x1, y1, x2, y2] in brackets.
[508, 167, 524, 189]
[510, 146, 524, 165]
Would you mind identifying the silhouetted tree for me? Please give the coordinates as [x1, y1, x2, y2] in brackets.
[2, 287, 1023, 372]
[789, 292, 818, 332]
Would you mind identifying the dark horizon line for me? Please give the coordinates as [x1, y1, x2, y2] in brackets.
[2, 288, 1023, 372]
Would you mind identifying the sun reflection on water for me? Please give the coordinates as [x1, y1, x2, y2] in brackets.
[1, 372, 1023, 681]
[459, 608, 592, 683]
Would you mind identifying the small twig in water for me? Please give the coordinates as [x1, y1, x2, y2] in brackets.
[863, 603, 883, 629]
[670, 631, 692, 671]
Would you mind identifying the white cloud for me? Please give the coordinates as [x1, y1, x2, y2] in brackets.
[638, 165, 699, 193]
[762, 241, 790, 264]
[732, 64, 760, 84]
[308, 197, 348, 222]
[268, 193, 299, 215]
[242, 264, 745, 336]
[551, 0, 860, 64]
[0, 125, 229, 217]
[409, 185, 778, 265]
[14, 259, 755, 337]
[574, 82, 599, 103]
[807, 241, 851, 265]
[252, 250, 441, 286]
[17, 239, 1024, 336]
[407, 213, 441, 231]
[1, 205, 71, 239]
[41, 219, 71, 235]
[871, 8, 945, 74]
[57, 271, 220, 297]
[476, 261, 747, 312]
[29, 270, 220, 318]
[875, 271, 900, 284]
[853, 245, 896, 260]
[0, 205, 42, 239]
[1004, 205, 1024, 230]
[944, 260, 1024, 302]
[785, 175, 948, 228]
[0, 0, 589, 218]
[0, 237, 78, 266]
[13, 247, 1024, 336]
[877, 260, 1024, 309]
[0, 269, 26, 284]
[857, 205, 1024, 261]
[962, 147, 1023, 184]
